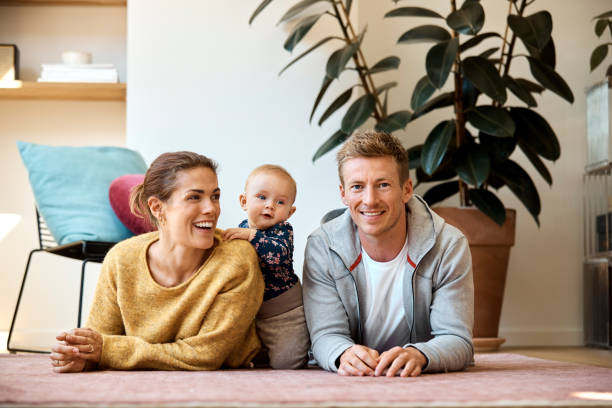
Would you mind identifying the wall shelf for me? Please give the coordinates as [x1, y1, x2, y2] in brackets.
[0, 0, 125, 5]
[0, 81, 126, 100]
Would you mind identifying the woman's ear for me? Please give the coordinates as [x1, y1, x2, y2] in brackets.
[147, 196, 164, 223]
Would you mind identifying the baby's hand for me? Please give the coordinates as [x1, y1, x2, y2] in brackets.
[223, 227, 256, 241]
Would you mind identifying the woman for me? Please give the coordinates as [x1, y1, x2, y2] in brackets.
[49, 151, 264, 372]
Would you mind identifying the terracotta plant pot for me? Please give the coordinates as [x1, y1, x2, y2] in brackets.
[433, 207, 516, 352]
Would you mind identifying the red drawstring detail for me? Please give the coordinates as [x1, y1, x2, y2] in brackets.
[407, 254, 416, 268]
[349, 254, 362, 271]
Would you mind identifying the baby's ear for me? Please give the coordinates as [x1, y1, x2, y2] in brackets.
[239, 194, 247, 211]
[288, 206, 296, 219]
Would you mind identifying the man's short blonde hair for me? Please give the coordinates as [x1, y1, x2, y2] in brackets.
[336, 130, 410, 185]
[245, 164, 297, 203]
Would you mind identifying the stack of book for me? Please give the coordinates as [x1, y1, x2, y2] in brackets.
[37, 64, 119, 83]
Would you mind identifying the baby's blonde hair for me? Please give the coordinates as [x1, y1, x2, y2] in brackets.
[245, 164, 297, 203]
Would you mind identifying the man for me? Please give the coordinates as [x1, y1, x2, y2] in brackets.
[302, 131, 474, 377]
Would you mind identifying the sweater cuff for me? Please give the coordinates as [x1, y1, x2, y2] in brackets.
[404, 342, 439, 372]
[327, 341, 354, 373]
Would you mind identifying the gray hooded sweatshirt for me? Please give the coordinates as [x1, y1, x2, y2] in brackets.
[302, 195, 474, 373]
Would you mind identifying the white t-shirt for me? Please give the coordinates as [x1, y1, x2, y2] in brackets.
[361, 237, 413, 352]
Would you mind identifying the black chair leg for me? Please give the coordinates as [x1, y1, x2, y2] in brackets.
[7, 249, 48, 354]
[77, 258, 94, 328]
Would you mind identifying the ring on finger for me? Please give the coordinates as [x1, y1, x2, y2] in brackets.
[88, 344, 94, 353]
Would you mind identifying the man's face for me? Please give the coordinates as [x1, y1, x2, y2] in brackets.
[339, 156, 413, 243]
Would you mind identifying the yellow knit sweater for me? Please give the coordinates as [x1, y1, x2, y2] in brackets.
[86, 230, 264, 370]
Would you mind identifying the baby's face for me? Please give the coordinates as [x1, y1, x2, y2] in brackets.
[240, 172, 296, 230]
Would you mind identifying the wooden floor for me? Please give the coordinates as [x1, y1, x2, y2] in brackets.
[499, 346, 612, 368]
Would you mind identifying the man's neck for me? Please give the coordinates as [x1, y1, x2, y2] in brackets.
[359, 218, 408, 263]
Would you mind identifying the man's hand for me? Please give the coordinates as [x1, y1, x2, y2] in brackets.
[338, 345, 379, 376]
[375, 346, 427, 377]
[223, 228, 256, 241]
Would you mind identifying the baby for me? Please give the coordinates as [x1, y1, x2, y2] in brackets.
[223, 164, 309, 369]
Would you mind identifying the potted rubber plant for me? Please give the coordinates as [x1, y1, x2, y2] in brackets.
[250, 0, 574, 350]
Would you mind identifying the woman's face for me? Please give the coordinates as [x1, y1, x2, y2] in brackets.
[159, 166, 221, 250]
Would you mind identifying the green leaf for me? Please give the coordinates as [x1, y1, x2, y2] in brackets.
[416, 156, 457, 185]
[423, 181, 459, 206]
[507, 11, 552, 50]
[369, 56, 401, 74]
[318, 88, 353, 126]
[519, 144, 553, 185]
[503, 75, 537, 107]
[375, 111, 412, 133]
[593, 11, 612, 20]
[413, 92, 454, 119]
[493, 160, 541, 226]
[279, 36, 339, 75]
[538, 38, 556, 68]
[510, 107, 560, 161]
[454, 143, 490, 187]
[426, 38, 459, 89]
[479, 132, 516, 163]
[375, 81, 398, 95]
[462, 77, 480, 109]
[459, 32, 501, 53]
[284, 13, 324, 52]
[466, 106, 515, 138]
[463, 56, 507, 104]
[595, 19, 608, 37]
[326, 30, 365, 79]
[411, 75, 436, 110]
[486, 173, 506, 190]
[446, 1, 485, 35]
[524, 38, 556, 69]
[407, 144, 423, 170]
[249, 0, 274, 25]
[384, 7, 443, 19]
[591, 44, 610, 72]
[422, 120, 456, 175]
[468, 189, 506, 226]
[527, 57, 574, 103]
[278, 0, 329, 25]
[479, 47, 499, 60]
[515, 78, 544, 93]
[312, 129, 348, 162]
[398, 25, 451, 44]
[341, 94, 376, 134]
[309, 76, 333, 123]
[382, 90, 389, 116]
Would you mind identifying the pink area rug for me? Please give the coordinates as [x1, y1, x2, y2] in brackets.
[1, 353, 612, 407]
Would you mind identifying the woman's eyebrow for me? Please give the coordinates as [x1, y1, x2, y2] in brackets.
[183, 188, 220, 195]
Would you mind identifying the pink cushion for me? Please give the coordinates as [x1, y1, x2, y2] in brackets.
[109, 174, 156, 235]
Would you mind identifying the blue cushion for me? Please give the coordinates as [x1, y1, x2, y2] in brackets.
[17, 141, 148, 245]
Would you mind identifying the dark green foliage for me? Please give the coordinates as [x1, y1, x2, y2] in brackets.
[590, 9, 612, 72]
[398, 25, 451, 44]
[251, 0, 574, 226]
[468, 189, 506, 226]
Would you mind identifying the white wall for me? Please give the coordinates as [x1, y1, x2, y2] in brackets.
[358, 0, 610, 345]
[0, 4, 126, 346]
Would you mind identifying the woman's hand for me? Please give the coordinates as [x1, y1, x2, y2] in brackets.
[50, 328, 103, 373]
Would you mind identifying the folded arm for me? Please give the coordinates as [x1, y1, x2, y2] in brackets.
[302, 234, 355, 373]
[405, 236, 474, 372]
